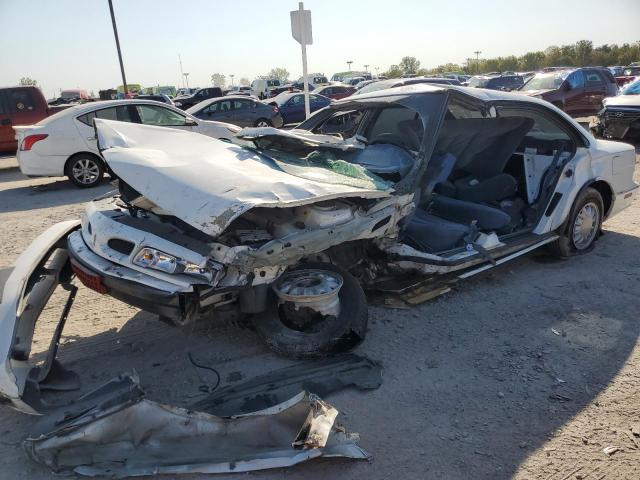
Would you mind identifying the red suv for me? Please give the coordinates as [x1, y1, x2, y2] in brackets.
[519, 68, 618, 117]
[0, 86, 51, 152]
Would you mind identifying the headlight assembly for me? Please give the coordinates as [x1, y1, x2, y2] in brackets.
[133, 247, 219, 283]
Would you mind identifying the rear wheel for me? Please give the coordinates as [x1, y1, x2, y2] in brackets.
[549, 187, 603, 257]
[254, 118, 272, 128]
[65, 153, 104, 188]
[253, 262, 368, 358]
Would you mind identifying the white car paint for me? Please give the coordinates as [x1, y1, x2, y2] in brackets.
[1, 84, 638, 413]
[96, 119, 391, 237]
[13, 100, 238, 180]
[0, 220, 80, 413]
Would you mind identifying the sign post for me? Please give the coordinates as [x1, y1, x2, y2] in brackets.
[290, 2, 312, 119]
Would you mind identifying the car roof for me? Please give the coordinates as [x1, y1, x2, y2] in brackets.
[48, 99, 179, 117]
[337, 82, 557, 107]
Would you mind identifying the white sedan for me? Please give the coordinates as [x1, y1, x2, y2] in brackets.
[13, 100, 238, 187]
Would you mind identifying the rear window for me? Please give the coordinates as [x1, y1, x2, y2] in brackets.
[7, 89, 36, 112]
[77, 106, 132, 126]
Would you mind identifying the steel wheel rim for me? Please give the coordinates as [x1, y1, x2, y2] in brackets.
[572, 201, 599, 250]
[256, 120, 270, 127]
[72, 158, 100, 185]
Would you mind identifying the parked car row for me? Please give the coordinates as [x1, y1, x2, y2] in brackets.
[519, 67, 619, 117]
[13, 99, 237, 187]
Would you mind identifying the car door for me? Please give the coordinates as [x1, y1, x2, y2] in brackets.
[134, 104, 196, 132]
[562, 70, 587, 116]
[310, 94, 329, 113]
[584, 70, 607, 113]
[232, 99, 255, 127]
[75, 105, 136, 153]
[283, 95, 305, 123]
[197, 100, 223, 121]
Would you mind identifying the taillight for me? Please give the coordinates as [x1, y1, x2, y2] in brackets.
[21, 134, 48, 151]
[273, 105, 279, 113]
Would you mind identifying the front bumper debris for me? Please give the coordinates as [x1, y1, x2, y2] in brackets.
[24, 374, 369, 477]
[592, 108, 640, 139]
[0, 220, 80, 414]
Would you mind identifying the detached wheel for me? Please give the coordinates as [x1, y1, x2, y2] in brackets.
[549, 187, 603, 257]
[253, 262, 368, 358]
[254, 118, 272, 128]
[65, 153, 104, 188]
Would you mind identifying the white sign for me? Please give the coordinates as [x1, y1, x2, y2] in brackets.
[290, 5, 312, 45]
[290, 3, 312, 118]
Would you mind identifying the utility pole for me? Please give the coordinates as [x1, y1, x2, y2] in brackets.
[347, 60, 353, 71]
[364, 64, 369, 73]
[107, 0, 128, 94]
[474, 50, 482, 74]
[179, 54, 185, 88]
[375, 66, 379, 77]
[230, 74, 235, 86]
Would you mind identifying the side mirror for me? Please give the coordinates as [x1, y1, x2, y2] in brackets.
[185, 117, 198, 126]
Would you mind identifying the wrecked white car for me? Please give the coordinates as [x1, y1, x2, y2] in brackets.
[1, 84, 637, 412]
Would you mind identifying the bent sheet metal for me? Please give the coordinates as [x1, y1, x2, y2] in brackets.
[24, 374, 369, 477]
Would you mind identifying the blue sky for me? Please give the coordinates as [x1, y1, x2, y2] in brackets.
[1, 0, 638, 97]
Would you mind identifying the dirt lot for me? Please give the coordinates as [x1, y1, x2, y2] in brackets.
[0, 147, 639, 480]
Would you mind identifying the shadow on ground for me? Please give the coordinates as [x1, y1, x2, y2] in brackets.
[0, 170, 112, 213]
[2, 225, 637, 479]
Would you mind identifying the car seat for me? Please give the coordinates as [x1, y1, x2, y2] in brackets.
[433, 117, 534, 203]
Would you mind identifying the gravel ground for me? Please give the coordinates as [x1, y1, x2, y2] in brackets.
[0, 146, 639, 480]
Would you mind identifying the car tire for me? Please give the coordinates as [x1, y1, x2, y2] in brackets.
[65, 153, 105, 188]
[254, 118, 272, 128]
[548, 187, 604, 257]
[252, 262, 368, 358]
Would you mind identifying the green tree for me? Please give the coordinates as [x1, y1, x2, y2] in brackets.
[211, 73, 226, 88]
[399, 56, 420, 75]
[267, 67, 290, 83]
[574, 40, 593, 66]
[19, 77, 37, 86]
[385, 65, 403, 78]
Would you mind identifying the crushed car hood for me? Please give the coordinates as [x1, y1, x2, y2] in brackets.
[95, 119, 391, 237]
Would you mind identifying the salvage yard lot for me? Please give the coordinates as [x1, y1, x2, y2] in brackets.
[0, 148, 639, 480]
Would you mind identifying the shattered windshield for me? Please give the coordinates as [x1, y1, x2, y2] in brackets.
[235, 129, 391, 190]
[261, 148, 392, 191]
[236, 94, 447, 193]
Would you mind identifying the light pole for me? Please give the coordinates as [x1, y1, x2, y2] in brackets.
[473, 50, 482, 74]
[183, 72, 190, 89]
[107, 0, 128, 95]
[347, 60, 353, 71]
[375, 66, 379, 77]
[364, 64, 369, 73]
[230, 74, 235, 87]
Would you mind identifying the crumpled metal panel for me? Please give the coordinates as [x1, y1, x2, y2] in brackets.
[193, 354, 382, 417]
[95, 119, 390, 237]
[24, 375, 369, 477]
